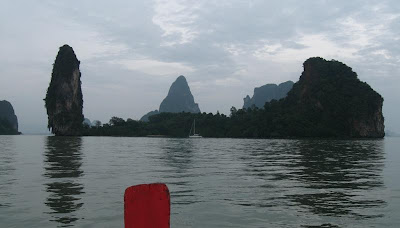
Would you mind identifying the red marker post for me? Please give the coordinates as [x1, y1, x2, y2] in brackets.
[124, 183, 170, 228]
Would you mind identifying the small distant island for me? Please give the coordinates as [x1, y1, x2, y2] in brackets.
[44, 45, 384, 138]
[0, 100, 20, 135]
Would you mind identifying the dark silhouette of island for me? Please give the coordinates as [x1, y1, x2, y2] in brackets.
[83, 118, 92, 127]
[385, 130, 400, 137]
[0, 100, 19, 135]
[243, 81, 294, 109]
[140, 110, 160, 122]
[44, 45, 84, 136]
[284, 57, 384, 137]
[140, 75, 200, 121]
[83, 57, 385, 138]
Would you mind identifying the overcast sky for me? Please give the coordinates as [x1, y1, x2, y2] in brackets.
[1, 0, 399, 134]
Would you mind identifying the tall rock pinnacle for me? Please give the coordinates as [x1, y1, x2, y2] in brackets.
[44, 45, 84, 136]
[159, 75, 200, 113]
[140, 75, 200, 121]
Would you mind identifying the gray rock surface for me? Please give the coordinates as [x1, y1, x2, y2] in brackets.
[159, 75, 200, 113]
[243, 81, 294, 109]
[140, 75, 200, 121]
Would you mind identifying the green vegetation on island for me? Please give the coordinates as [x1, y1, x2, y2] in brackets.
[83, 57, 384, 138]
[44, 45, 84, 136]
[0, 118, 19, 135]
[0, 100, 20, 135]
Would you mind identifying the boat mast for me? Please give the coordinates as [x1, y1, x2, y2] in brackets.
[189, 121, 193, 137]
[193, 119, 196, 134]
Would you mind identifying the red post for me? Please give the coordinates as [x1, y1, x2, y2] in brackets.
[124, 183, 170, 228]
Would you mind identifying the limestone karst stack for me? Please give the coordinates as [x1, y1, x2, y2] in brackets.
[159, 76, 200, 113]
[140, 75, 200, 121]
[44, 45, 84, 136]
[243, 81, 294, 109]
[271, 57, 385, 138]
[0, 100, 19, 134]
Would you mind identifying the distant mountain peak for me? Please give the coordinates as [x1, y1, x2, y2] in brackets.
[243, 81, 294, 109]
[159, 75, 200, 113]
[140, 75, 200, 121]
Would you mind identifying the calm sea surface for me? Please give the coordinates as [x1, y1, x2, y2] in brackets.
[0, 135, 399, 227]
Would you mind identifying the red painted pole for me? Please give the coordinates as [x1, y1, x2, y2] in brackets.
[124, 183, 170, 228]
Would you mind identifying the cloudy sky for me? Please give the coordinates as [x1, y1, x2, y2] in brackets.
[1, 0, 399, 134]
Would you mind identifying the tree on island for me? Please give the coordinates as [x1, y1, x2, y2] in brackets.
[83, 57, 384, 138]
[93, 120, 102, 128]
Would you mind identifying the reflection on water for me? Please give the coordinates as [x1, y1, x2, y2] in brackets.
[291, 140, 385, 219]
[0, 136, 16, 208]
[1, 136, 396, 228]
[160, 138, 194, 171]
[240, 139, 386, 227]
[44, 137, 84, 227]
[159, 139, 199, 206]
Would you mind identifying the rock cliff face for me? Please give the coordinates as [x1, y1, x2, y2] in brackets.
[281, 57, 384, 138]
[243, 81, 294, 109]
[140, 75, 200, 121]
[0, 100, 18, 132]
[159, 76, 200, 113]
[44, 45, 84, 136]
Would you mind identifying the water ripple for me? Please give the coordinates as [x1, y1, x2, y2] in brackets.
[0, 136, 398, 227]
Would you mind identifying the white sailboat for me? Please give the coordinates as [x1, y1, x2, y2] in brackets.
[189, 119, 202, 138]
